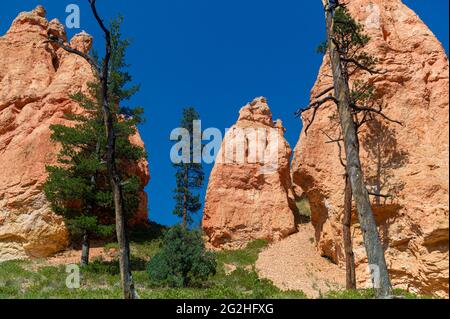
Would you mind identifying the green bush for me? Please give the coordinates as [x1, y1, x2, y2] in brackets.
[146, 225, 216, 288]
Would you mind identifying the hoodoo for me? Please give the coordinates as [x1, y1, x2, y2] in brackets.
[292, 0, 449, 297]
[0, 6, 150, 261]
[203, 97, 297, 250]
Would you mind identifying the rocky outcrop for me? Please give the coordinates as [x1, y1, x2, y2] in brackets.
[203, 97, 297, 250]
[292, 0, 449, 297]
[0, 6, 150, 261]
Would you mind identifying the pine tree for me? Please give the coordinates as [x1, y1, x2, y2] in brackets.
[45, 17, 145, 268]
[173, 108, 204, 227]
[147, 225, 216, 288]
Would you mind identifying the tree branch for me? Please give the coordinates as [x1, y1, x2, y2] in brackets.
[341, 57, 385, 75]
[325, 138, 344, 144]
[351, 104, 403, 126]
[355, 111, 373, 131]
[315, 86, 335, 99]
[45, 35, 100, 76]
[88, 0, 111, 83]
[89, 0, 110, 37]
[336, 140, 346, 169]
[368, 192, 392, 199]
[321, 129, 346, 168]
[303, 106, 318, 136]
[296, 96, 338, 135]
[295, 95, 338, 117]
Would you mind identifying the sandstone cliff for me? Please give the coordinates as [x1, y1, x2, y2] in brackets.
[203, 97, 297, 249]
[292, 0, 449, 297]
[0, 6, 150, 261]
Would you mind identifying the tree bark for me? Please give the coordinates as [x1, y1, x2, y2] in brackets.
[81, 231, 90, 266]
[343, 175, 356, 289]
[324, 3, 392, 298]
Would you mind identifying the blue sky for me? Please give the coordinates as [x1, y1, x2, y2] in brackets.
[1, 1, 448, 227]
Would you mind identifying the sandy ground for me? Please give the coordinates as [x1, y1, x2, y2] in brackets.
[256, 223, 345, 298]
[46, 244, 116, 266]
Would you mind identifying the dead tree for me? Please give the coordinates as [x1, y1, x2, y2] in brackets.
[342, 174, 355, 289]
[296, 1, 403, 298]
[321, 128, 356, 289]
[323, 1, 391, 297]
[47, 0, 137, 299]
[322, 120, 394, 290]
[319, 82, 400, 289]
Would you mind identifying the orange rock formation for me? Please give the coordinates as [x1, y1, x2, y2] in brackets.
[0, 6, 149, 261]
[292, 0, 449, 297]
[203, 97, 297, 250]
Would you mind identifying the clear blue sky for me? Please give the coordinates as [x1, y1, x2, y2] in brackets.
[1, 1, 448, 227]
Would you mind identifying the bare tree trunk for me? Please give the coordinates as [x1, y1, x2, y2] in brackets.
[324, 3, 392, 298]
[343, 175, 356, 289]
[80, 141, 100, 267]
[89, 0, 137, 299]
[101, 39, 137, 300]
[111, 176, 136, 299]
[81, 231, 90, 266]
[183, 165, 188, 228]
[183, 193, 187, 228]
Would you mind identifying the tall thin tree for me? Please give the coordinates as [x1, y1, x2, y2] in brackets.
[296, 1, 403, 297]
[321, 94, 400, 290]
[173, 108, 204, 228]
[321, 1, 391, 298]
[48, 0, 140, 299]
[321, 128, 357, 289]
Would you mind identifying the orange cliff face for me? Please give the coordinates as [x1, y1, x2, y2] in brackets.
[292, 0, 449, 297]
[0, 6, 150, 261]
[202, 97, 297, 250]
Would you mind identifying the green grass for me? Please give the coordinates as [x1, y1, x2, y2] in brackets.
[0, 234, 430, 300]
[0, 239, 306, 299]
[216, 239, 268, 267]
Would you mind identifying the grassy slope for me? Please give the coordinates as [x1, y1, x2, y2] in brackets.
[0, 237, 306, 299]
[0, 229, 428, 299]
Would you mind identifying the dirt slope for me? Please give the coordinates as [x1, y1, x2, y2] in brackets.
[256, 224, 345, 298]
